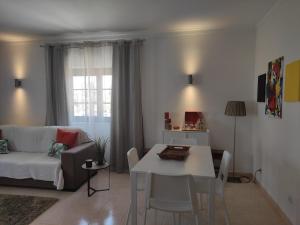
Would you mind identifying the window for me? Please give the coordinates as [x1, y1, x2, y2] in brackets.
[102, 75, 112, 117]
[72, 75, 112, 119]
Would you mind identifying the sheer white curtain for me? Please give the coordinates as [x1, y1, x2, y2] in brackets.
[65, 43, 113, 140]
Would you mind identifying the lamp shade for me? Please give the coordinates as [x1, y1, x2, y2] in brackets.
[225, 101, 246, 116]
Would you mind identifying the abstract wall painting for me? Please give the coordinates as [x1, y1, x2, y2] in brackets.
[265, 57, 284, 118]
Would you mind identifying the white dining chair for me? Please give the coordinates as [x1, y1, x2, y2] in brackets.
[170, 137, 197, 145]
[126, 147, 144, 225]
[196, 150, 232, 225]
[144, 172, 202, 225]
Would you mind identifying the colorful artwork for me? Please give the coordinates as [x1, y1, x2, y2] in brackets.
[265, 57, 284, 118]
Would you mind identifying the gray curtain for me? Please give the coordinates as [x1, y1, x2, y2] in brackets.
[110, 40, 144, 172]
[45, 45, 69, 126]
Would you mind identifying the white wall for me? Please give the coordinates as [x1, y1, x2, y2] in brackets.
[142, 29, 256, 173]
[0, 28, 256, 173]
[0, 42, 46, 125]
[253, 0, 300, 224]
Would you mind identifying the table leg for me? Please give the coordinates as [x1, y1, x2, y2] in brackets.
[87, 170, 91, 197]
[208, 178, 215, 225]
[108, 165, 111, 189]
[130, 172, 137, 225]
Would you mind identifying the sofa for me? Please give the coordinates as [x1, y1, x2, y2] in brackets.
[0, 125, 97, 191]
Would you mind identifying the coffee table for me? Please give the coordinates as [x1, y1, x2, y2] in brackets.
[81, 161, 110, 197]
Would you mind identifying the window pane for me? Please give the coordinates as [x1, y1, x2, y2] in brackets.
[86, 76, 97, 89]
[103, 90, 111, 103]
[74, 104, 85, 116]
[73, 76, 85, 89]
[103, 75, 112, 89]
[87, 90, 97, 102]
[73, 90, 85, 102]
[103, 104, 111, 117]
[73, 90, 86, 102]
[87, 103, 97, 116]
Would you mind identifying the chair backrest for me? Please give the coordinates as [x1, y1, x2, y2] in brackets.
[127, 147, 139, 171]
[217, 151, 231, 185]
[170, 138, 197, 145]
[145, 173, 199, 213]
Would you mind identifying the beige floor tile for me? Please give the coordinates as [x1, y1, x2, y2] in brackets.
[0, 173, 290, 225]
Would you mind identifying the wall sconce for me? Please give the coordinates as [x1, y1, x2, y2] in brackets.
[14, 79, 22, 88]
[187, 74, 193, 85]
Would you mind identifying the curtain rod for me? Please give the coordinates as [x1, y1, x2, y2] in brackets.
[39, 39, 145, 48]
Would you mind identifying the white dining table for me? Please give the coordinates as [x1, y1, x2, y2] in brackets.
[130, 144, 216, 225]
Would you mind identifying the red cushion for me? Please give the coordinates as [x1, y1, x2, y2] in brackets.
[56, 129, 78, 149]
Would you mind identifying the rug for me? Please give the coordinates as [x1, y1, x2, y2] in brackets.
[0, 194, 58, 225]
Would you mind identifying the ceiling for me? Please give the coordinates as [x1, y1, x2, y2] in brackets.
[0, 0, 277, 41]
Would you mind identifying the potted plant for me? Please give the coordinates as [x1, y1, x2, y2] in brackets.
[95, 137, 109, 165]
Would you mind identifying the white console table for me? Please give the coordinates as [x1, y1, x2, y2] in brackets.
[162, 129, 210, 145]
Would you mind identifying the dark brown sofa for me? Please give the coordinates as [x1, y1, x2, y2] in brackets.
[0, 142, 97, 191]
[0, 125, 98, 191]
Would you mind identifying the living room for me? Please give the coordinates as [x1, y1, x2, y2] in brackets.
[0, 0, 299, 225]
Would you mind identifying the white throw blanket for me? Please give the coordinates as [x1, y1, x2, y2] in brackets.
[0, 152, 64, 190]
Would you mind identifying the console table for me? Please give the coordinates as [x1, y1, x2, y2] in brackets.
[162, 129, 210, 145]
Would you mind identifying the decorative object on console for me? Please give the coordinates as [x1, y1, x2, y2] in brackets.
[14, 79, 22, 88]
[225, 101, 247, 183]
[284, 59, 300, 102]
[173, 125, 180, 130]
[56, 128, 78, 148]
[257, 74, 266, 102]
[95, 137, 109, 165]
[183, 111, 206, 131]
[265, 56, 284, 118]
[164, 112, 172, 130]
[187, 74, 193, 84]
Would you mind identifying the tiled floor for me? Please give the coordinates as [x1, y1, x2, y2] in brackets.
[0, 172, 289, 225]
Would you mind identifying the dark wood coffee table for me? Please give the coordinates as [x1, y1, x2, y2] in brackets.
[81, 161, 110, 197]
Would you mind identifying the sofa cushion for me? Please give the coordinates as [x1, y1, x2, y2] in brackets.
[0, 140, 9, 154]
[10, 127, 56, 153]
[0, 152, 62, 187]
[0, 125, 91, 153]
[51, 126, 91, 145]
[56, 129, 78, 148]
[48, 141, 68, 159]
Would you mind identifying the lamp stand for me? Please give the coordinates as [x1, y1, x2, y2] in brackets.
[227, 117, 250, 183]
[233, 116, 236, 177]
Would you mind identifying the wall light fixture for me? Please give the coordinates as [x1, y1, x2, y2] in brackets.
[187, 74, 193, 85]
[14, 79, 22, 88]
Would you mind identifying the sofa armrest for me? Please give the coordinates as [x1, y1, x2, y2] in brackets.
[61, 142, 97, 191]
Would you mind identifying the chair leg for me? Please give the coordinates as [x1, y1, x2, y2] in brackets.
[172, 212, 176, 225]
[194, 214, 200, 225]
[154, 209, 157, 225]
[179, 213, 182, 225]
[143, 208, 148, 225]
[126, 203, 131, 225]
[222, 197, 231, 225]
[199, 193, 204, 210]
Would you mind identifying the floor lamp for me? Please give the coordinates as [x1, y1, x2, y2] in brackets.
[225, 101, 246, 183]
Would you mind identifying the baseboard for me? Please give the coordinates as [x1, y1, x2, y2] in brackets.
[256, 180, 293, 225]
